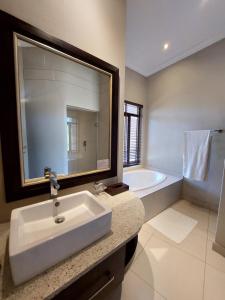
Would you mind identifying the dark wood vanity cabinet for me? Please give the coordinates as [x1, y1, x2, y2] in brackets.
[53, 235, 138, 300]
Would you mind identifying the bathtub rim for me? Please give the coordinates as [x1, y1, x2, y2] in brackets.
[123, 168, 167, 192]
[123, 167, 183, 198]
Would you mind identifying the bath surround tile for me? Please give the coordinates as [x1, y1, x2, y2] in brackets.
[141, 181, 182, 222]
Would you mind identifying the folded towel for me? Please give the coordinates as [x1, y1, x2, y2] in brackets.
[183, 130, 210, 181]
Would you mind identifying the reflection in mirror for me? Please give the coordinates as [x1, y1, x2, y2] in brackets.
[15, 35, 111, 184]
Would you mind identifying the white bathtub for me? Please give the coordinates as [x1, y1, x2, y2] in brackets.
[123, 168, 182, 221]
[123, 169, 167, 192]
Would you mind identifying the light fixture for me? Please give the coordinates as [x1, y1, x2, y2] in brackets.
[163, 43, 169, 50]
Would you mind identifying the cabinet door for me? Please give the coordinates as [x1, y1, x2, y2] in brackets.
[53, 246, 125, 300]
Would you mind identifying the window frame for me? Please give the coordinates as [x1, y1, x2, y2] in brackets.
[123, 100, 143, 167]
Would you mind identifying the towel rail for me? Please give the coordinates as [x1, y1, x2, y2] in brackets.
[211, 129, 224, 133]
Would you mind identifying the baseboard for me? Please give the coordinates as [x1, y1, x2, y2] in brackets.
[212, 241, 225, 258]
[181, 196, 218, 212]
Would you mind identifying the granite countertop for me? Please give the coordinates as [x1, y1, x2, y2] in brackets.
[0, 191, 144, 300]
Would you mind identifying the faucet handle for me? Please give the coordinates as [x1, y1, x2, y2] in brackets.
[44, 167, 51, 178]
[93, 182, 107, 194]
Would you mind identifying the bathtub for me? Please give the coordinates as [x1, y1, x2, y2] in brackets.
[123, 169, 167, 192]
[123, 168, 182, 221]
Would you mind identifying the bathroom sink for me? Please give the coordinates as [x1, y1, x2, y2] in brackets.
[9, 191, 112, 285]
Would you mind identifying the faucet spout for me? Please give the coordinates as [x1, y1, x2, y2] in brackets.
[44, 167, 60, 199]
[49, 172, 60, 199]
[44, 167, 65, 223]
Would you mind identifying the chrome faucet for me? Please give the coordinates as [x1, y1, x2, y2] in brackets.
[44, 167, 60, 199]
[93, 182, 107, 195]
[44, 167, 65, 224]
[49, 172, 60, 199]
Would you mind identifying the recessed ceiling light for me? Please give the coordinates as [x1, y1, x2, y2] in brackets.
[163, 43, 169, 50]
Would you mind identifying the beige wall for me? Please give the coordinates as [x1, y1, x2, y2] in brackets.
[125, 67, 148, 106]
[214, 161, 225, 255]
[125, 67, 148, 165]
[146, 39, 225, 210]
[0, 0, 125, 222]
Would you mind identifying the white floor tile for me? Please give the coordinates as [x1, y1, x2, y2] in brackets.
[142, 201, 208, 261]
[131, 235, 205, 300]
[141, 222, 155, 234]
[121, 270, 165, 300]
[206, 239, 225, 273]
[126, 201, 224, 300]
[135, 227, 154, 259]
[204, 265, 225, 300]
[154, 226, 207, 261]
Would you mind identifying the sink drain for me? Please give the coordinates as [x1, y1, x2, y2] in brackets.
[55, 216, 65, 224]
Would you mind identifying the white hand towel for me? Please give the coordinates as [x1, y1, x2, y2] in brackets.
[183, 130, 210, 181]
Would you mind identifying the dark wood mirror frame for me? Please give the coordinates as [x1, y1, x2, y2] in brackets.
[0, 10, 119, 202]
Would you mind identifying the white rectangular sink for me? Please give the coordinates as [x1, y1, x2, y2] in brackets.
[9, 191, 112, 285]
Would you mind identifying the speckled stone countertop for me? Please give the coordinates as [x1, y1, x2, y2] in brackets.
[0, 191, 144, 300]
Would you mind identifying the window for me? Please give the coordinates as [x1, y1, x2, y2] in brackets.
[123, 101, 143, 167]
[67, 117, 79, 153]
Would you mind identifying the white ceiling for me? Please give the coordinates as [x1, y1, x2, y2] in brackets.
[126, 0, 225, 77]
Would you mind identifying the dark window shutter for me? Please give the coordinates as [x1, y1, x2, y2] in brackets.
[123, 101, 143, 167]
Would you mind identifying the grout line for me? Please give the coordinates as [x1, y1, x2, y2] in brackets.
[130, 268, 167, 299]
[204, 210, 225, 274]
[140, 223, 153, 234]
[134, 202, 211, 300]
[205, 261, 225, 274]
[132, 229, 205, 299]
[153, 228, 207, 262]
[151, 230, 208, 265]
[148, 200, 211, 260]
[133, 231, 154, 262]
[144, 221, 208, 263]
[202, 208, 211, 300]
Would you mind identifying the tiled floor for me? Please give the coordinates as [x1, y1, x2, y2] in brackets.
[121, 200, 225, 300]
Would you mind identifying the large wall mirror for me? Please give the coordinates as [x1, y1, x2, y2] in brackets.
[16, 34, 112, 182]
[0, 11, 119, 201]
